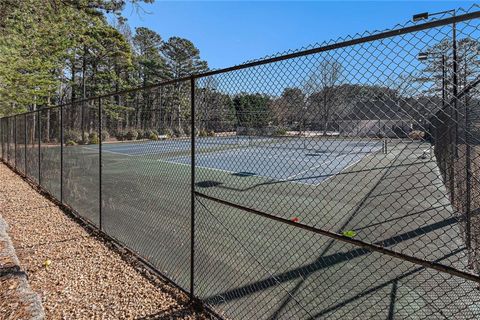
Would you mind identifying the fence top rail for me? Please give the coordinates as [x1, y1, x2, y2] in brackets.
[1, 8, 480, 120]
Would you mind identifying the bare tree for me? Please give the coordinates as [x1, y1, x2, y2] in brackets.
[271, 88, 306, 133]
[304, 59, 343, 135]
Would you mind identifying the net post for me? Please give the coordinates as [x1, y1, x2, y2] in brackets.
[190, 76, 196, 301]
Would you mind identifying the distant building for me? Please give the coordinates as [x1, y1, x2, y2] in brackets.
[337, 99, 437, 138]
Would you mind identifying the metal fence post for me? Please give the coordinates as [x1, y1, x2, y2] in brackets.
[24, 113, 27, 176]
[38, 110, 41, 185]
[99, 98, 103, 231]
[190, 76, 196, 301]
[14, 115, 17, 169]
[449, 107, 455, 204]
[60, 105, 64, 203]
[453, 14, 459, 158]
[1, 118, 3, 161]
[465, 96, 472, 267]
[466, 149, 472, 250]
[2, 118, 4, 162]
[6, 117, 9, 163]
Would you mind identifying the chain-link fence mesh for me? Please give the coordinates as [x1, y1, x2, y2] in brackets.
[101, 81, 192, 290]
[1, 7, 480, 319]
[7, 116, 15, 167]
[62, 100, 100, 226]
[0, 118, 5, 161]
[14, 115, 25, 175]
[195, 197, 480, 319]
[25, 112, 39, 183]
[39, 107, 62, 199]
[191, 8, 480, 319]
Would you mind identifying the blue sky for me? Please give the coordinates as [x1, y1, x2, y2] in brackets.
[121, 1, 477, 69]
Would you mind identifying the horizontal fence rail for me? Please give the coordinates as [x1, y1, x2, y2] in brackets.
[2, 7, 480, 319]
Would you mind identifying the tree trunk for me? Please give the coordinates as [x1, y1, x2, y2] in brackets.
[81, 46, 87, 142]
[70, 58, 76, 129]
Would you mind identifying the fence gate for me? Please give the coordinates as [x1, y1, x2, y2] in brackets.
[2, 6, 480, 320]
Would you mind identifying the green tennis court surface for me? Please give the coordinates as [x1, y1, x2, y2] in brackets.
[34, 139, 479, 318]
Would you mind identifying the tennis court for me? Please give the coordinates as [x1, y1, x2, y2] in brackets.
[91, 136, 252, 156]
[88, 137, 384, 185]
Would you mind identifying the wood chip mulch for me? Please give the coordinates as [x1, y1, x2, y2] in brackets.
[0, 164, 212, 320]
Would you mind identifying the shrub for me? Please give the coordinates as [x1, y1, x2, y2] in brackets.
[101, 131, 110, 142]
[126, 129, 138, 140]
[143, 130, 151, 139]
[65, 140, 77, 146]
[143, 129, 158, 139]
[207, 130, 215, 137]
[136, 129, 144, 140]
[165, 128, 174, 139]
[88, 132, 97, 140]
[173, 127, 185, 137]
[64, 130, 82, 143]
[149, 133, 159, 140]
[114, 130, 125, 141]
[147, 129, 160, 138]
[114, 131, 123, 141]
[273, 127, 287, 136]
[198, 129, 208, 137]
[88, 132, 99, 145]
[144, 129, 161, 140]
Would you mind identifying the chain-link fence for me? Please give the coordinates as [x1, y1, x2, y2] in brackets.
[2, 7, 480, 319]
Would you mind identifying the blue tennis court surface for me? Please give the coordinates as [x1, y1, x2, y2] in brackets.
[92, 138, 382, 185]
[169, 144, 381, 185]
[94, 140, 191, 155]
[91, 137, 250, 155]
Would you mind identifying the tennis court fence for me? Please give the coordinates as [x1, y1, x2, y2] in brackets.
[2, 6, 480, 319]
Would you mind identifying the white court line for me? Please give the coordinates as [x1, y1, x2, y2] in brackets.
[82, 146, 191, 157]
[160, 159, 315, 186]
[160, 146, 382, 187]
[315, 156, 365, 186]
[161, 157, 331, 187]
[159, 159, 238, 175]
[82, 146, 134, 157]
[283, 153, 350, 181]
[313, 147, 383, 186]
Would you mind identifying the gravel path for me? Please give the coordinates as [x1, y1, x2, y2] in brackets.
[0, 163, 210, 319]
